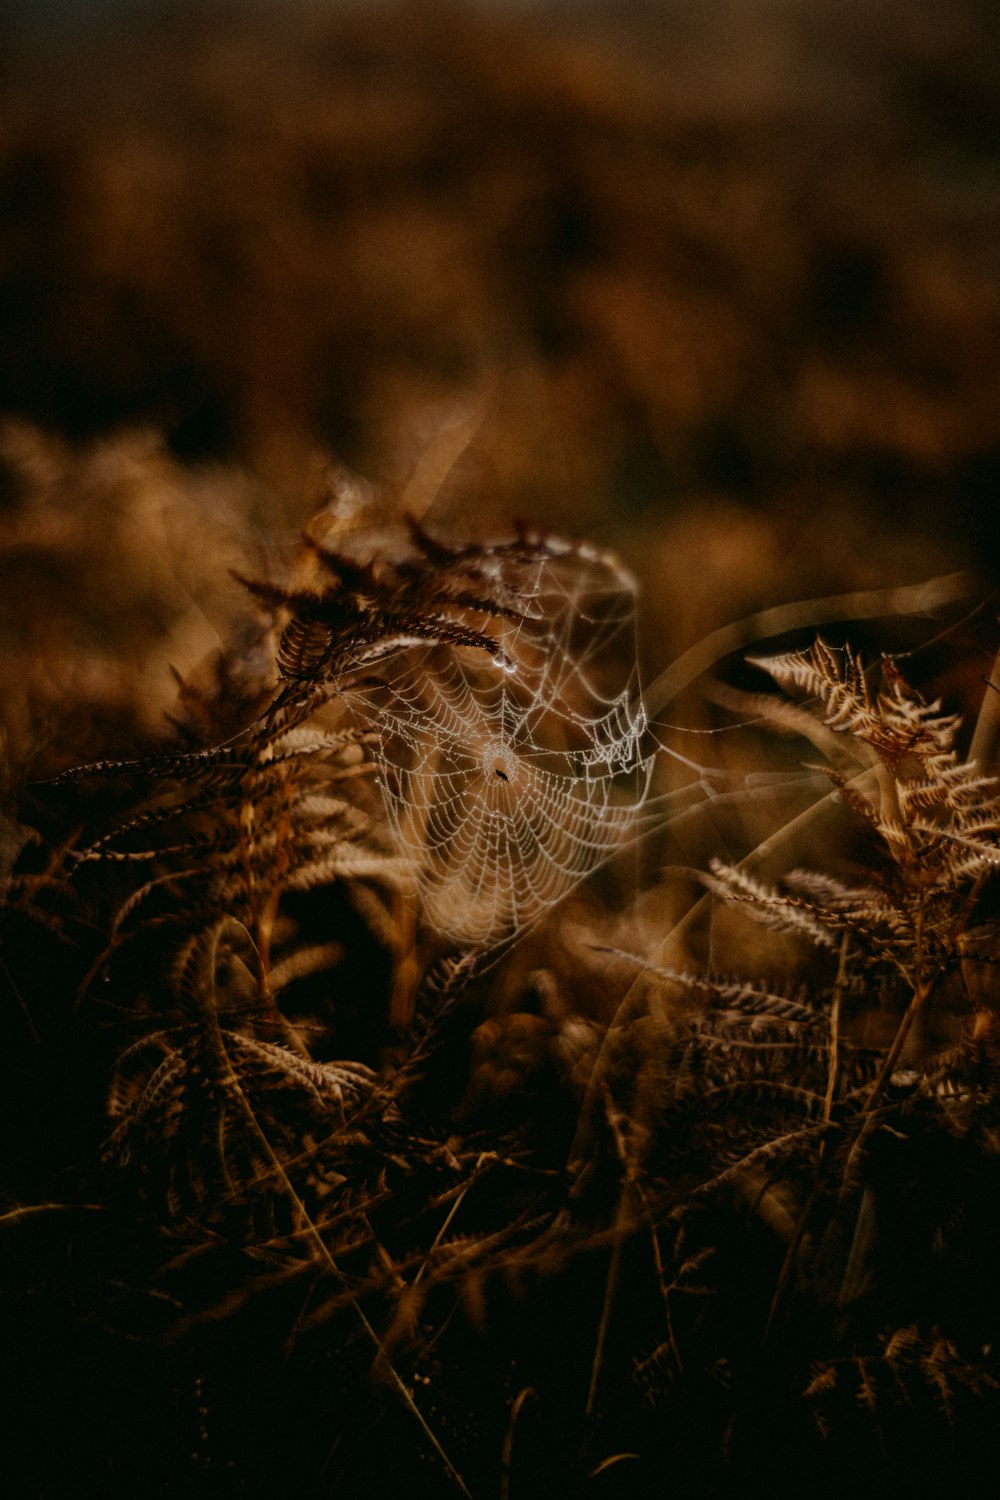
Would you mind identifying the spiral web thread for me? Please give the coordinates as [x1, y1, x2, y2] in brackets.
[355, 537, 655, 950]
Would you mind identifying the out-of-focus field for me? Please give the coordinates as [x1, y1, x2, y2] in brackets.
[2, 0, 999, 773]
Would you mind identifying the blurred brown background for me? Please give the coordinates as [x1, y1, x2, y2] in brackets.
[2, 0, 999, 770]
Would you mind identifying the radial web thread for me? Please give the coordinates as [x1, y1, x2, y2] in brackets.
[357, 536, 655, 949]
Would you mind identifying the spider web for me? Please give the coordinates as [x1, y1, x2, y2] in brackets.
[351, 535, 655, 949]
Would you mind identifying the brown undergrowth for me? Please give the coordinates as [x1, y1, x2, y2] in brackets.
[3, 508, 1000, 1498]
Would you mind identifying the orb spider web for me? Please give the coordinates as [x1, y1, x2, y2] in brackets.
[347, 530, 656, 951]
[243, 518, 658, 954]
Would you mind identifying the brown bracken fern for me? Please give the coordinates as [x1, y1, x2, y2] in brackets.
[6, 522, 1000, 1497]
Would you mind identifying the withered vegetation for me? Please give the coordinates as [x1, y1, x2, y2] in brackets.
[3, 1, 1000, 1495]
[4, 500, 1000, 1498]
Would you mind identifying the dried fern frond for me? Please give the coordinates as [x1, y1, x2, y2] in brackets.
[105, 1021, 377, 1223]
[709, 643, 1000, 1037]
[805, 1324, 999, 1439]
[705, 860, 840, 949]
[594, 946, 828, 1026]
[238, 520, 571, 718]
[753, 638, 980, 785]
[751, 638, 879, 735]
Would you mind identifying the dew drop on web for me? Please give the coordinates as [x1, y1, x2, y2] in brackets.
[366, 536, 653, 949]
